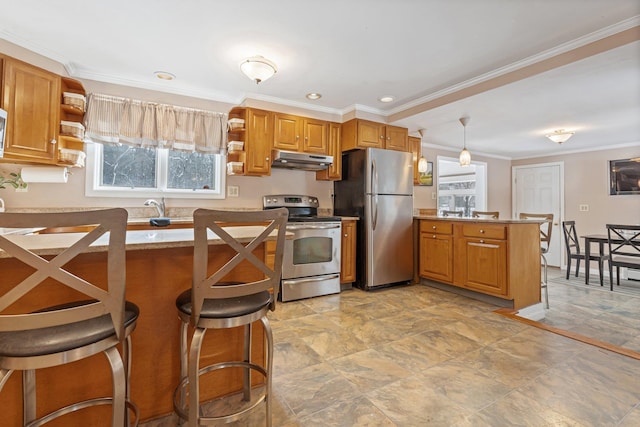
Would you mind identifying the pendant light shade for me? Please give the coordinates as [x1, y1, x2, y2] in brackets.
[418, 157, 429, 173]
[240, 56, 277, 84]
[459, 116, 471, 167]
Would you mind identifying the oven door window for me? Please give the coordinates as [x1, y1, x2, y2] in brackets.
[292, 236, 333, 265]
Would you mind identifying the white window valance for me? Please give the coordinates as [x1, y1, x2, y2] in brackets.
[83, 93, 228, 153]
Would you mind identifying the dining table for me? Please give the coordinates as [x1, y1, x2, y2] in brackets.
[582, 231, 640, 288]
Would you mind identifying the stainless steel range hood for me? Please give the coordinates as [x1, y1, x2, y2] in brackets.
[271, 149, 333, 171]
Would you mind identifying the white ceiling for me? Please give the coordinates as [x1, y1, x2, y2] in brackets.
[1, 0, 639, 159]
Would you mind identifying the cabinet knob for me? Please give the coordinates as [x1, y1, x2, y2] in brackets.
[480, 239, 485, 244]
[50, 138, 57, 145]
[266, 157, 269, 161]
[387, 136, 391, 140]
[296, 135, 300, 140]
[380, 135, 384, 139]
[480, 229, 485, 233]
[432, 225, 436, 230]
[432, 235, 436, 238]
[344, 234, 348, 237]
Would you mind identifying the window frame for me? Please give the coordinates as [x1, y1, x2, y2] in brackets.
[436, 155, 487, 216]
[84, 142, 226, 199]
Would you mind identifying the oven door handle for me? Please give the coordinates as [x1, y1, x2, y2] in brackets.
[282, 274, 341, 286]
[286, 224, 341, 230]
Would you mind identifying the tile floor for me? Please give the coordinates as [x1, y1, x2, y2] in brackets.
[141, 269, 640, 426]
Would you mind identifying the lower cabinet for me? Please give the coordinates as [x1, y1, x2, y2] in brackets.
[419, 229, 453, 283]
[340, 219, 357, 284]
[419, 219, 541, 309]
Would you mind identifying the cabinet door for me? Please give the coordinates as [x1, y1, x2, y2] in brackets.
[419, 232, 453, 283]
[409, 136, 421, 185]
[245, 108, 273, 175]
[463, 238, 508, 296]
[357, 119, 384, 148]
[385, 125, 408, 152]
[2, 58, 60, 163]
[340, 220, 356, 283]
[273, 113, 300, 151]
[303, 118, 327, 154]
[316, 122, 341, 181]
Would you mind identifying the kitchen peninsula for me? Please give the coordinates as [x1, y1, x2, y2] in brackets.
[0, 226, 280, 426]
[415, 216, 543, 311]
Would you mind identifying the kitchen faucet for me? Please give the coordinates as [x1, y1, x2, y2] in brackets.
[144, 198, 166, 218]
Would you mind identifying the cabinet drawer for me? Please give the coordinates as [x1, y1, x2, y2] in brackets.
[462, 224, 506, 240]
[420, 220, 452, 235]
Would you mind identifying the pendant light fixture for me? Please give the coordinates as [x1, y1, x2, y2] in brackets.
[459, 116, 471, 167]
[417, 129, 428, 173]
[240, 56, 277, 84]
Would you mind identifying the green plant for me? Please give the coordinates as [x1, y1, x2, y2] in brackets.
[0, 172, 27, 189]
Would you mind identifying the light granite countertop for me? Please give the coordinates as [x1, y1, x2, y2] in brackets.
[0, 226, 283, 258]
[414, 215, 544, 224]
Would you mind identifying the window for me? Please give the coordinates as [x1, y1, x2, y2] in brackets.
[436, 156, 487, 217]
[85, 143, 226, 199]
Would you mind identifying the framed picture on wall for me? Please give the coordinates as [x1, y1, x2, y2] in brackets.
[419, 161, 433, 186]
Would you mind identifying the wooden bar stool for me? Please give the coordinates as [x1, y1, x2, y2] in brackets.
[0, 208, 139, 426]
[173, 208, 288, 426]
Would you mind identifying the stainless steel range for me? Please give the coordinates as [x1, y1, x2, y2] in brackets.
[263, 195, 341, 302]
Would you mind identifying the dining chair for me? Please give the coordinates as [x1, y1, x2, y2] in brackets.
[471, 210, 499, 219]
[606, 224, 640, 291]
[519, 212, 553, 308]
[441, 210, 463, 217]
[562, 221, 608, 286]
[0, 208, 139, 426]
[173, 208, 288, 426]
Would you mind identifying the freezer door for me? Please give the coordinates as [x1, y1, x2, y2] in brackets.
[367, 148, 413, 196]
[364, 194, 414, 288]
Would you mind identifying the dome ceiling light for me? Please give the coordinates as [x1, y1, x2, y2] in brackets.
[240, 56, 277, 84]
[545, 129, 575, 144]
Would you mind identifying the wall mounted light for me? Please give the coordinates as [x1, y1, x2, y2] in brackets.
[545, 129, 575, 144]
[240, 56, 277, 84]
[459, 116, 471, 167]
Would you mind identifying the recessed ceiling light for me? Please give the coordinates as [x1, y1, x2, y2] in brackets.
[306, 93, 322, 100]
[379, 96, 394, 103]
[154, 71, 176, 81]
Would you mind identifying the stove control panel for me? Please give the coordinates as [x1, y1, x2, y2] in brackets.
[263, 195, 319, 209]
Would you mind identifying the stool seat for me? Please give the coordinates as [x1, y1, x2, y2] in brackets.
[0, 301, 139, 360]
[176, 288, 271, 319]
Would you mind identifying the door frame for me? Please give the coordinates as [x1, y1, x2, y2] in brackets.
[511, 161, 565, 268]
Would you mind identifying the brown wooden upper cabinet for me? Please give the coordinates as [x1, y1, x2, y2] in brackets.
[341, 118, 408, 152]
[1, 56, 60, 164]
[1, 55, 86, 166]
[227, 107, 273, 176]
[409, 136, 421, 185]
[316, 122, 342, 181]
[273, 113, 327, 154]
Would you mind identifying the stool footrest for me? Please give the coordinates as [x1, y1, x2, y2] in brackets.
[173, 361, 268, 424]
[25, 397, 139, 427]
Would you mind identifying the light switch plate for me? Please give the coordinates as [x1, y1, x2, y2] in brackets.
[227, 186, 239, 197]
[579, 204, 589, 212]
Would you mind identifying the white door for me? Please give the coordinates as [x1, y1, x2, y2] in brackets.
[512, 163, 563, 267]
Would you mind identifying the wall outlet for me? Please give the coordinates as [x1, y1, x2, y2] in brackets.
[432, 192, 437, 200]
[579, 204, 589, 212]
[227, 185, 239, 197]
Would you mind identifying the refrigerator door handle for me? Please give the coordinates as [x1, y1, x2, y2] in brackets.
[371, 159, 378, 230]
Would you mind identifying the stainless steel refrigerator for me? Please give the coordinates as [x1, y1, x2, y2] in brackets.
[334, 148, 414, 290]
